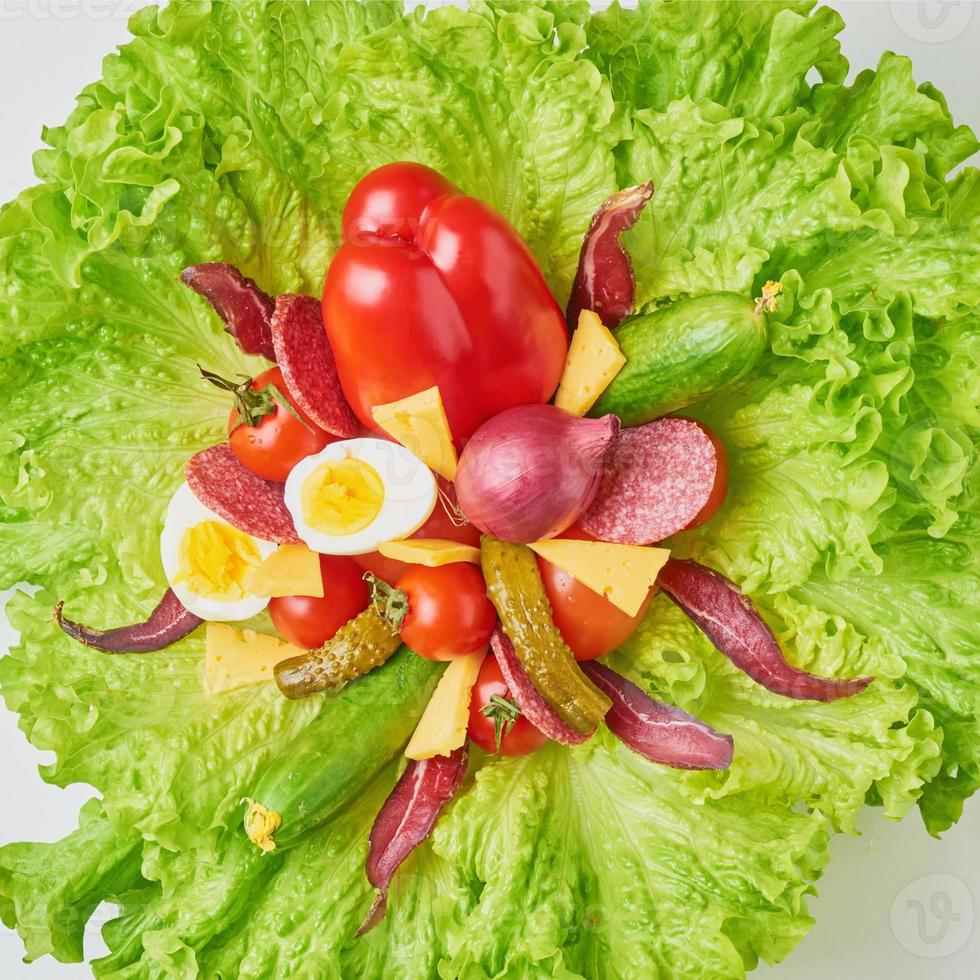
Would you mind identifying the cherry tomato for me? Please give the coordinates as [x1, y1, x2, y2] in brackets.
[396, 563, 496, 661]
[467, 655, 548, 756]
[683, 421, 729, 529]
[537, 526, 652, 661]
[352, 484, 481, 584]
[227, 366, 333, 482]
[268, 555, 369, 649]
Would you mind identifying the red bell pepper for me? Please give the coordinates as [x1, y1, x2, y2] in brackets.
[322, 163, 568, 442]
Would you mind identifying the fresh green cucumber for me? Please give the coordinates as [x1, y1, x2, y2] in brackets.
[591, 292, 768, 427]
[243, 648, 440, 853]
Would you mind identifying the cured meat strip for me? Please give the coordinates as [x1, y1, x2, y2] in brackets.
[579, 418, 719, 545]
[582, 661, 733, 769]
[659, 558, 874, 702]
[185, 444, 300, 544]
[565, 181, 654, 329]
[357, 747, 468, 936]
[181, 263, 276, 360]
[55, 588, 202, 653]
[490, 629, 591, 746]
[270, 294, 359, 438]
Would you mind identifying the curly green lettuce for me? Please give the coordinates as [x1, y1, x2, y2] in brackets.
[0, 1, 976, 977]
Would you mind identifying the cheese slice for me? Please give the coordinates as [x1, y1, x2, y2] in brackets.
[246, 543, 323, 598]
[371, 386, 458, 480]
[378, 537, 481, 567]
[529, 539, 669, 616]
[405, 648, 486, 760]
[204, 622, 303, 697]
[554, 310, 627, 416]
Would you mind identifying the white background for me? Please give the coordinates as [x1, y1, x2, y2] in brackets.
[0, 1, 977, 977]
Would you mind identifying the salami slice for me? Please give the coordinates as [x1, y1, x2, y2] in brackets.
[579, 418, 718, 544]
[659, 558, 874, 702]
[357, 747, 468, 936]
[566, 181, 654, 329]
[181, 263, 276, 360]
[185, 444, 300, 544]
[490, 630, 592, 746]
[55, 588, 202, 653]
[270, 294, 359, 438]
[581, 661, 734, 769]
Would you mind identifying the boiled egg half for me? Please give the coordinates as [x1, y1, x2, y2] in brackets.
[160, 483, 276, 621]
[284, 438, 437, 555]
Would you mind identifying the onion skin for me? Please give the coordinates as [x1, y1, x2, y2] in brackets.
[455, 405, 620, 544]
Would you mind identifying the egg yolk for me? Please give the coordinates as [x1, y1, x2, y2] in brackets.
[301, 456, 384, 535]
[174, 520, 261, 601]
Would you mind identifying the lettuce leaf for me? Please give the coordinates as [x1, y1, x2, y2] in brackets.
[0, 1, 977, 977]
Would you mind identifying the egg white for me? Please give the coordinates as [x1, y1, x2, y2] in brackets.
[160, 483, 276, 621]
[284, 438, 437, 556]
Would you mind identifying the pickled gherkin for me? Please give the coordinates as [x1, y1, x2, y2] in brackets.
[275, 604, 401, 699]
[480, 536, 611, 734]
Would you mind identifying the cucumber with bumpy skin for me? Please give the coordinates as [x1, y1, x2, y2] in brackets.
[590, 291, 771, 427]
[243, 649, 440, 853]
[275, 604, 402, 699]
[480, 536, 611, 735]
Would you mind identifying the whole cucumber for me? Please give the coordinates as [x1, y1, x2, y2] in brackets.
[243, 648, 440, 853]
[591, 292, 767, 427]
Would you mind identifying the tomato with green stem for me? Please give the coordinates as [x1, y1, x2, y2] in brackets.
[537, 526, 653, 661]
[397, 563, 496, 661]
[201, 365, 333, 482]
[467, 655, 548, 756]
[369, 563, 496, 661]
[268, 554, 370, 649]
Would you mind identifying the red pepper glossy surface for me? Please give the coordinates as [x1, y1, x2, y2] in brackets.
[323, 162, 568, 442]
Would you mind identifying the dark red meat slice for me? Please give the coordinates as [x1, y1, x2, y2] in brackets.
[358, 747, 468, 936]
[659, 558, 874, 702]
[579, 418, 718, 545]
[185, 444, 300, 544]
[490, 630, 591, 746]
[55, 588, 202, 653]
[582, 661, 734, 769]
[270, 295, 359, 438]
[181, 263, 276, 360]
[565, 181, 654, 329]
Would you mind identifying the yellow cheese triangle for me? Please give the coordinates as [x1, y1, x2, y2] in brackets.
[528, 539, 669, 617]
[378, 538, 481, 567]
[554, 310, 627, 416]
[204, 623, 304, 697]
[371, 385, 458, 481]
[245, 543, 323, 598]
[405, 647, 486, 760]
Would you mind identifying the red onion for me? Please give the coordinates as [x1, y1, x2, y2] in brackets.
[455, 405, 619, 543]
